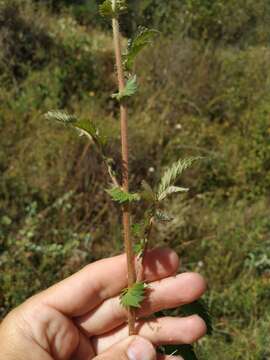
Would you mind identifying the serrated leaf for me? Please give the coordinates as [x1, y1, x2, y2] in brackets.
[75, 119, 96, 135]
[75, 119, 99, 139]
[122, 76, 138, 97]
[112, 76, 138, 101]
[45, 110, 77, 124]
[155, 210, 174, 222]
[106, 187, 141, 204]
[99, 0, 127, 18]
[123, 27, 159, 70]
[158, 185, 189, 201]
[181, 300, 213, 335]
[120, 282, 146, 309]
[45, 110, 103, 144]
[157, 157, 201, 200]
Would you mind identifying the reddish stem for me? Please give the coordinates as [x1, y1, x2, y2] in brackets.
[112, 7, 136, 335]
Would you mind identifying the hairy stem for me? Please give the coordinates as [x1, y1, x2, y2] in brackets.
[112, 2, 136, 335]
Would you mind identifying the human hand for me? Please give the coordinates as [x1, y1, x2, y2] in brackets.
[0, 248, 207, 360]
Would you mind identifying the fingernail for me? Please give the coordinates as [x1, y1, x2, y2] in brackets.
[127, 337, 155, 360]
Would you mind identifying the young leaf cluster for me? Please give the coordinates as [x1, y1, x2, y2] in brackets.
[127, 158, 201, 252]
[99, 0, 127, 19]
[106, 187, 140, 204]
[120, 282, 147, 309]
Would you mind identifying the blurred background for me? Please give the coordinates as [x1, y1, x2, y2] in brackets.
[0, 0, 270, 358]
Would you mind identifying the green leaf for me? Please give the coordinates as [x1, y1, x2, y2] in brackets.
[45, 110, 77, 124]
[99, 0, 127, 18]
[157, 157, 201, 200]
[122, 76, 138, 97]
[99, 0, 112, 17]
[158, 185, 189, 201]
[106, 187, 141, 204]
[112, 76, 138, 101]
[181, 300, 213, 335]
[123, 27, 159, 71]
[45, 110, 103, 144]
[75, 119, 99, 140]
[120, 282, 147, 309]
[75, 119, 96, 135]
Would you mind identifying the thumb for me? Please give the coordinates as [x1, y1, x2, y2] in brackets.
[93, 335, 156, 360]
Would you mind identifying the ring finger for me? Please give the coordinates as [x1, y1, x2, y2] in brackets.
[93, 315, 207, 354]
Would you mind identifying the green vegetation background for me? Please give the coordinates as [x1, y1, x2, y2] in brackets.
[0, 0, 270, 358]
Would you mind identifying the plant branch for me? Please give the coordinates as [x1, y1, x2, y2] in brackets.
[112, 0, 136, 335]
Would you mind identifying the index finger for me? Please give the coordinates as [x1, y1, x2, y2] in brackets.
[35, 247, 179, 317]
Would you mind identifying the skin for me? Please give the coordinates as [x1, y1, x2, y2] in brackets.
[0, 247, 207, 360]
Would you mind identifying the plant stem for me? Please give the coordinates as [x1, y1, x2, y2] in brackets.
[112, 2, 136, 335]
